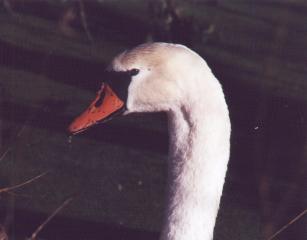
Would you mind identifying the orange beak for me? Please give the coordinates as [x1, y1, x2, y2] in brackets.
[68, 83, 125, 134]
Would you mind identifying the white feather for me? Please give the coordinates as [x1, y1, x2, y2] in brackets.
[111, 42, 231, 240]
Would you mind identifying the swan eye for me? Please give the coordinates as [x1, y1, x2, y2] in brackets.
[129, 68, 139, 76]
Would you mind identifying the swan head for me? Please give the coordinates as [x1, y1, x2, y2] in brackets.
[68, 42, 210, 134]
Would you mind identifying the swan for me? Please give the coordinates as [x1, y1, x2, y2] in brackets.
[68, 42, 231, 240]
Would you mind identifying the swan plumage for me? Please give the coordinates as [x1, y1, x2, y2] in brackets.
[69, 42, 231, 240]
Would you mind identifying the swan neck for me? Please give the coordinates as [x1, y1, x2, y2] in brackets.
[161, 98, 230, 240]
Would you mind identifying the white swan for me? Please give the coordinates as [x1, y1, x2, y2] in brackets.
[68, 42, 231, 240]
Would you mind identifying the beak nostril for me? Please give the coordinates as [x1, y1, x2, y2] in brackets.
[68, 83, 125, 134]
[95, 90, 106, 107]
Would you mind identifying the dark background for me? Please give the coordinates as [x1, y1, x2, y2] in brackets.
[0, 0, 306, 239]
